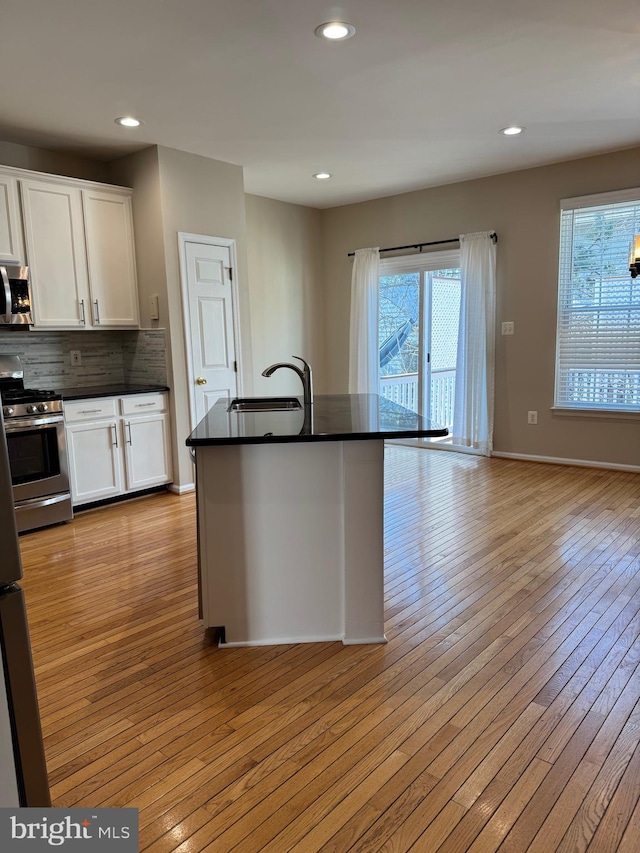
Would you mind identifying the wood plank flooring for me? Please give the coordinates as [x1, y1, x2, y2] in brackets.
[17, 447, 640, 852]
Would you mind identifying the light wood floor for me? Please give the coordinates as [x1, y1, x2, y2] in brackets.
[18, 447, 640, 852]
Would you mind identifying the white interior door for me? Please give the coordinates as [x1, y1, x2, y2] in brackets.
[181, 237, 239, 426]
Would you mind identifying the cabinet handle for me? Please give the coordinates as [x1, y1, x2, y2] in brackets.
[80, 408, 103, 414]
[111, 423, 118, 448]
[134, 402, 156, 408]
[94, 299, 100, 324]
[126, 422, 132, 445]
[79, 299, 86, 324]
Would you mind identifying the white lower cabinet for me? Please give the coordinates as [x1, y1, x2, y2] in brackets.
[66, 419, 123, 503]
[123, 413, 172, 491]
[65, 393, 172, 505]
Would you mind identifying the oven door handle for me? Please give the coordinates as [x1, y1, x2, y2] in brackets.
[15, 493, 70, 509]
[4, 416, 64, 432]
[1, 266, 12, 323]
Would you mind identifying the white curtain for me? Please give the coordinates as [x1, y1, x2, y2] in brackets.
[452, 232, 496, 455]
[348, 247, 380, 393]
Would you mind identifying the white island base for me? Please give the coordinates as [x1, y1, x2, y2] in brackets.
[196, 439, 386, 647]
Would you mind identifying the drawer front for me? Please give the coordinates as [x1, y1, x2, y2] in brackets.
[64, 398, 118, 422]
[120, 393, 167, 416]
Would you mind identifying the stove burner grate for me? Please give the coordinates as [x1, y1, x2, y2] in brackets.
[0, 388, 61, 403]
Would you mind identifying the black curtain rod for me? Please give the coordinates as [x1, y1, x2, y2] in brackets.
[347, 232, 497, 258]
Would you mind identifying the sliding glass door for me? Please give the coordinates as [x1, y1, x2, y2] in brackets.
[379, 252, 460, 429]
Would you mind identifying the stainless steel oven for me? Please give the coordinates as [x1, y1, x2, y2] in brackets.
[0, 355, 73, 532]
[0, 265, 32, 326]
[5, 406, 72, 531]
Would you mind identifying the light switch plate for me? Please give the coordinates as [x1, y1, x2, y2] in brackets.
[502, 321, 514, 335]
[150, 295, 160, 320]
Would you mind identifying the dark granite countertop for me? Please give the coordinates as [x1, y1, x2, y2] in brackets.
[57, 384, 169, 401]
[186, 394, 448, 446]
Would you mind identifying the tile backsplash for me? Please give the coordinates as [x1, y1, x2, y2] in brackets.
[0, 329, 168, 389]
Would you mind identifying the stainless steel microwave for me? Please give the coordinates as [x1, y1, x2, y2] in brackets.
[0, 264, 32, 325]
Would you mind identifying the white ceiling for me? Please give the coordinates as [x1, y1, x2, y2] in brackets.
[1, 0, 638, 208]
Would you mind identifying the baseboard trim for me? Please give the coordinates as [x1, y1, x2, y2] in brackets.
[167, 482, 195, 495]
[492, 451, 640, 474]
[343, 635, 388, 645]
[390, 441, 640, 473]
[219, 633, 342, 648]
[385, 438, 485, 456]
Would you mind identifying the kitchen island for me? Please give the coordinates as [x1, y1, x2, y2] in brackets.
[187, 394, 447, 647]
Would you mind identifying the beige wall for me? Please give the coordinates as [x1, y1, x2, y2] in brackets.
[321, 147, 640, 468]
[0, 138, 109, 183]
[245, 194, 326, 396]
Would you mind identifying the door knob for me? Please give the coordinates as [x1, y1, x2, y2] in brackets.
[196, 377, 207, 385]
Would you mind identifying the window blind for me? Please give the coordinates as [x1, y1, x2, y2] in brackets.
[555, 194, 640, 411]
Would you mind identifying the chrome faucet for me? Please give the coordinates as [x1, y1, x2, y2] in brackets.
[262, 356, 313, 406]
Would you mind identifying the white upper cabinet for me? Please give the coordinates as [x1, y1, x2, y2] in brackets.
[82, 189, 139, 327]
[0, 165, 140, 330]
[21, 179, 89, 328]
[0, 175, 25, 264]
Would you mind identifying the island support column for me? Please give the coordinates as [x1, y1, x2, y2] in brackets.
[196, 439, 386, 646]
[342, 440, 385, 644]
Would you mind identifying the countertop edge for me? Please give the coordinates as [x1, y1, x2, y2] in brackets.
[187, 428, 448, 447]
[58, 384, 170, 401]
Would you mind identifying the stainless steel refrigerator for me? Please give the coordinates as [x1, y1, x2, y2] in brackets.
[0, 406, 50, 806]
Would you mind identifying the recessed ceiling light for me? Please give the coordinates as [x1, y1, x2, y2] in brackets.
[500, 126, 525, 136]
[115, 116, 143, 128]
[314, 22, 356, 41]
[313, 172, 332, 180]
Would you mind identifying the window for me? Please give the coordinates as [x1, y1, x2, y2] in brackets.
[378, 249, 460, 429]
[555, 188, 640, 412]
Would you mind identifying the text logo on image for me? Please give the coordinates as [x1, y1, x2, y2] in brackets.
[0, 808, 138, 850]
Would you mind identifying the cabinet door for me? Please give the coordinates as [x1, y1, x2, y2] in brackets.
[123, 413, 172, 491]
[66, 420, 123, 504]
[0, 175, 25, 263]
[21, 180, 89, 328]
[82, 189, 139, 328]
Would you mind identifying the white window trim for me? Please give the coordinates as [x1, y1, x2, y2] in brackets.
[560, 186, 640, 211]
[551, 406, 639, 421]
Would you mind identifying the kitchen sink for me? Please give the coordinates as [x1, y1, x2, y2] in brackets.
[227, 396, 302, 413]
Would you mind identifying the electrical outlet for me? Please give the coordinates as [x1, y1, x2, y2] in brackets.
[70, 350, 82, 367]
[527, 410, 538, 424]
[502, 321, 514, 336]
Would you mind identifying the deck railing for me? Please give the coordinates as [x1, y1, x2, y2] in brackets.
[563, 370, 640, 408]
[379, 373, 419, 411]
[380, 368, 456, 429]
